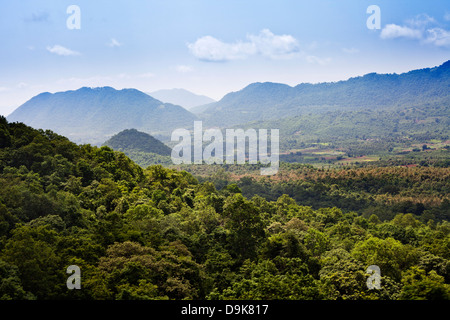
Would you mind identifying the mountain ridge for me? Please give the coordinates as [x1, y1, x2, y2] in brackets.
[199, 60, 450, 127]
[7, 86, 198, 145]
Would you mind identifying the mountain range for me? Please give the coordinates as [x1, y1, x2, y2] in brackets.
[7, 87, 198, 145]
[198, 60, 450, 127]
[6, 60, 450, 147]
[149, 88, 215, 110]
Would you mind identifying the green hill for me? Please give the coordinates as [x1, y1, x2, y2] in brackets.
[242, 103, 450, 151]
[199, 60, 450, 127]
[103, 129, 172, 156]
[103, 128, 173, 167]
[7, 86, 198, 145]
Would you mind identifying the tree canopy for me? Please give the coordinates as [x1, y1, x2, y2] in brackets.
[0, 117, 449, 300]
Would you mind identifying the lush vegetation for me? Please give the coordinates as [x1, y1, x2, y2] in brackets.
[103, 129, 173, 168]
[116, 151, 173, 168]
[0, 117, 449, 300]
[183, 163, 450, 222]
[103, 129, 172, 156]
[200, 60, 450, 127]
[237, 102, 450, 168]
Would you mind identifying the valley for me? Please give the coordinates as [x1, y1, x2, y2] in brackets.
[1, 60, 449, 302]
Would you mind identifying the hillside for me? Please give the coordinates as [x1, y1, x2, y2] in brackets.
[199, 60, 450, 127]
[149, 88, 215, 110]
[0, 116, 449, 301]
[7, 87, 198, 145]
[242, 103, 450, 150]
[103, 129, 171, 156]
[103, 128, 173, 167]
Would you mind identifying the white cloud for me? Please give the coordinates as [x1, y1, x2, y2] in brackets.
[187, 35, 252, 61]
[247, 29, 300, 59]
[175, 65, 194, 73]
[380, 24, 422, 40]
[406, 13, 436, 28]
[108, 38, 122, 47]
[380, 14, 450, 47]
[46, 45, 80, 56]
[425, 28, 450, 47]
[188, 29, 300, 62]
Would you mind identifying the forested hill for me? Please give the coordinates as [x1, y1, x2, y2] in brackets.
[0, 116, 449, 300]
[199, 60, 450, 127]
[6, 86, 198, 145]
[103, 129, 171, 156]
[102, 128, 173, 167]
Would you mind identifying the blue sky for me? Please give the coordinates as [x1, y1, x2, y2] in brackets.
[0, 0, 449, 116]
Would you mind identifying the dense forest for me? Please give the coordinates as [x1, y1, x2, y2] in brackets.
[186, 163, 450, 222]
[239, 103, 450, 154]
[103, 129, 173, 168]
[103, 129, 172, 156]
[0, 116, 449, 300]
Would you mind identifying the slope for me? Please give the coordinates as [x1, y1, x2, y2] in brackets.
[103, 128, 171, 156]
[199, 60, 450, 127]
[7, 86, 198, 145]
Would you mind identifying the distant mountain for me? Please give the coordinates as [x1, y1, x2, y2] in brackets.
[199, 60, 450, 127]
[149, 88, 215, 110]
[7, 87, 198, 145]
[189, 102, 215, 114]
[103, 128, 171, 156]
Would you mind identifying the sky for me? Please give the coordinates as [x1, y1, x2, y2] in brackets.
[0, 0, 449, 116]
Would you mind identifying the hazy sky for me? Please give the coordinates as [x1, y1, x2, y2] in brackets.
[1, 0, 449, 116]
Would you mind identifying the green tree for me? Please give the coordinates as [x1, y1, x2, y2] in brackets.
[399, 267, 450, 300]
[214, 258, 322, 299]
[304, 228, 329, 257]
[0, 260, 35, 300]
[352, 236, 418, 281]
[1, 225, 64, 299]
[222, 194, 265, 261]
[319, 248, 401, 299]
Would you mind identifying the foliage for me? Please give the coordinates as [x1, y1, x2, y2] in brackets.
[0, 117, 449, 300]
[199, 60, 450, 128]
[103, 129, 172, 156]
